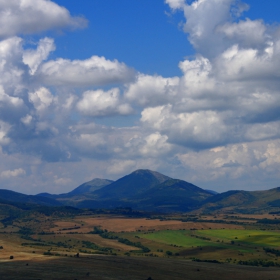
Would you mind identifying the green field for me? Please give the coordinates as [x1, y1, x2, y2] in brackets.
[138, 229, 280, 249]
[139, 230, 215, 247]
[197, 229, 280, 247]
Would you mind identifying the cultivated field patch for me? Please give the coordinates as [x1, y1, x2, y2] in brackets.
[58, 216, 244, 232]
[138, 230, 214, 247]
[198, 229, 280, 247]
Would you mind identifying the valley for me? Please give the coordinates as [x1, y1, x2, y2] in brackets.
[1, 169, 280, 279]
[1, 208, 280, 279]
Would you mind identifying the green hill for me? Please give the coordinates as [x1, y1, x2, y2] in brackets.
[196, 187, 280, 214]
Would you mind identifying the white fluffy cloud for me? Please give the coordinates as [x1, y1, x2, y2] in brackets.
[77, 88, 133, 117]
[166, 0, 249, 57]
[125, 74, 179, 107]
[141, 106, 228, 148]
[23, 38, 55, 74]
[130, 0, 280, 151]
[0, 0, 87, 39]
[177, 139, 280, 191]
[29, 87, 55, 115]
[38, 56, 135, 87]
[0, 0, 280, 194]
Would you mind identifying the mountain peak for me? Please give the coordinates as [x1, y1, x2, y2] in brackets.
[131, 169, 170, 183]
[94, 169, 170, 199]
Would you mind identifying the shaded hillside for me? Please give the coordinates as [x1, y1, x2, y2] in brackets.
[125, 179, 213, 212]
[94, 169, 170, 200]
[0, 189, 62, 207]
[69, 171, 214, 212]
[195, 187, 280, 214]
[0, 198, 84, 228]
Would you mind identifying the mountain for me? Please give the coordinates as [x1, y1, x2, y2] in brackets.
[94, 169, 170, 200]
[66, 178, 114, 196]
[71, 170, 214, 212]
[124, 178, 213, 212]
[6, 169, 280, 214]
[37, 178, 113, 200]
[0, 189, 62, 207]
[205, 189, 219, 195]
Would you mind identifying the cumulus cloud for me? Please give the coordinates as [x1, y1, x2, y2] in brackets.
[1, 0, 280, 193]
[129, 0, 280, 152]
[177, 139, 280, 191]
[125, 74, 179, 107]
[77, 88, 133, 117]
[23, 37, 55, 74]
[107, 160, 136, 174]
[0, 85, 24, 108]
[29, 87, 55, 115]
[38, 56, 135, 87]
[165, 0, 185, 10]
[0, 168, 25, 178]
[141, 106, 228, 149]
[166, 0, 249, 57]
[0, 0, 87, 39]
[0, 37, 27, 95]
[0, 121, 10, 145]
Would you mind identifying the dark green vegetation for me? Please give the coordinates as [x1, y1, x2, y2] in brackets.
[0, 189, 61, 206]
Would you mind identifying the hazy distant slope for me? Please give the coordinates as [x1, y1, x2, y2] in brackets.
[94, 169, 170, 200]
[37, 178, 114, 201]
[0, 189, 62, 206]
[67, 178, 114, 196]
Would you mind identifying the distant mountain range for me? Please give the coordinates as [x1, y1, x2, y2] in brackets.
[1, 169, 280, 214]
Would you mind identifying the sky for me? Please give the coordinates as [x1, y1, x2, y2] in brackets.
[1, 0, 280, 194]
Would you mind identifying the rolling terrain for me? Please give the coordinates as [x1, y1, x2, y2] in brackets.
[197, 187, 280, 214]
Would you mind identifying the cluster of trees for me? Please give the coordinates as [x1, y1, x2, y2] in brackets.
[192, 258, 222, 264]
[238, 259, 280, 267]
[257, 218, 280, 224]
[81, 240, 112, 253]
[263, 247, 280, 256]
[100, 232, 150, 253]
[88, 226, 107, 234]
[190, 234, 211, 241]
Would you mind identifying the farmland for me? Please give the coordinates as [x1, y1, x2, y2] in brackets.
[1, 210, 280, 279]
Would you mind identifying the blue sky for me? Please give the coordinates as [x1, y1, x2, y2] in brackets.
[51, 0, 280, 76]
[50, 0, 190, 77]
[0, 0, 280, 194]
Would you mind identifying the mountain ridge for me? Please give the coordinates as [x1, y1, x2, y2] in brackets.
[2, 169, 280, 213]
